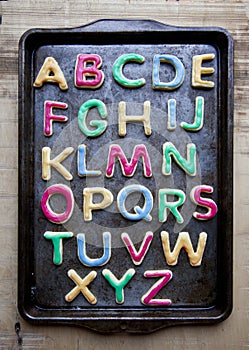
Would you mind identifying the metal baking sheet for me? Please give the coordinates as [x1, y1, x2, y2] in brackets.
[18, 20, 233, 333]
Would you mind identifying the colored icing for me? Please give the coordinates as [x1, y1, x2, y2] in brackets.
[106, 144, 152, 178]
[102, 268, 135, 304]
[78, 144, 102, 176]
[181, 96, 204, 131]
[83, 187, 113, 221]
[153, 54, 185, 90]
[33, 57, 68, 90]
[44, 100, 68, 136]
[162, 142, 196, 176]
[78, 99, 107, 137]
[192, 53, 215, 88]
[42, 146, 74, 181]
[117, 184, 153, 222]
[121, 231, 153, 265]
[44, 231, 73, 265]
[161, 231, 207, 266]
[141, 270, 172, 306]
[41, 184, 74, 224]
[65, 269, 97, 304]
[167, 99, 176, 130]
[118, 101, 151, 136]
[112, 53, 146, 88]
[158, 188, 186, 224]
[75, 54, 104, 88]
[190, 185, 218, 220]
[77, 232, 111, 267]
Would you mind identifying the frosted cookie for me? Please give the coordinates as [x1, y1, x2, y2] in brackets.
[117, 184, 153, 222]
[77, 232, 111, 267]
[141, 270, 172, 306]
[118, 101, 151, 136]
[78, 99, 107, 137]
[33, 57, 68, 90]
[42, 146, 74, 181]
[167, 99, 176, 130]
[162, 142, 196, 176]
[102, 268, 135, 304]
[192, 53, 215, 88]
[44, 100, 68, 136]
[75, 54, 104, 89]
[106, 144, 152, 178]
[158, 188, 186, 224]
[112, 53, 146, 88]
[77, 144, 102, 176]
[65, 269, 97, 304]
[190, 185, 218, 220]
[41, 184, 74, 224]
[44, 231, 73, 265]
[83, 187, 113, 221]
[160, 231, 207, 266]
[121, 231, 153, 265]
[181, 96, 204, 131]
[153, 54, 185, 90]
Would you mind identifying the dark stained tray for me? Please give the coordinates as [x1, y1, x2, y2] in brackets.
[18, 19, 233, 333]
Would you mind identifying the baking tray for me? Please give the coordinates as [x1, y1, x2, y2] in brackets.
[18, 19, 233, 333]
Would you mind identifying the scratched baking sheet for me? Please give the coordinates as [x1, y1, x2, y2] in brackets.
[18, 20, 233, 332]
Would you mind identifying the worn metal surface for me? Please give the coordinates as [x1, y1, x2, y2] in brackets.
[18, 20, 233, 333]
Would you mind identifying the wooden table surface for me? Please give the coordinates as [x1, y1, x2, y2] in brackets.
[0, 0, 248, 349]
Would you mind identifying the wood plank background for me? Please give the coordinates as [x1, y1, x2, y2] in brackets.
[0, 0, 248, 348]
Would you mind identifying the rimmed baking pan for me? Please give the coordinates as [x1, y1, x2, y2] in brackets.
[18, 19, 233, 333]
